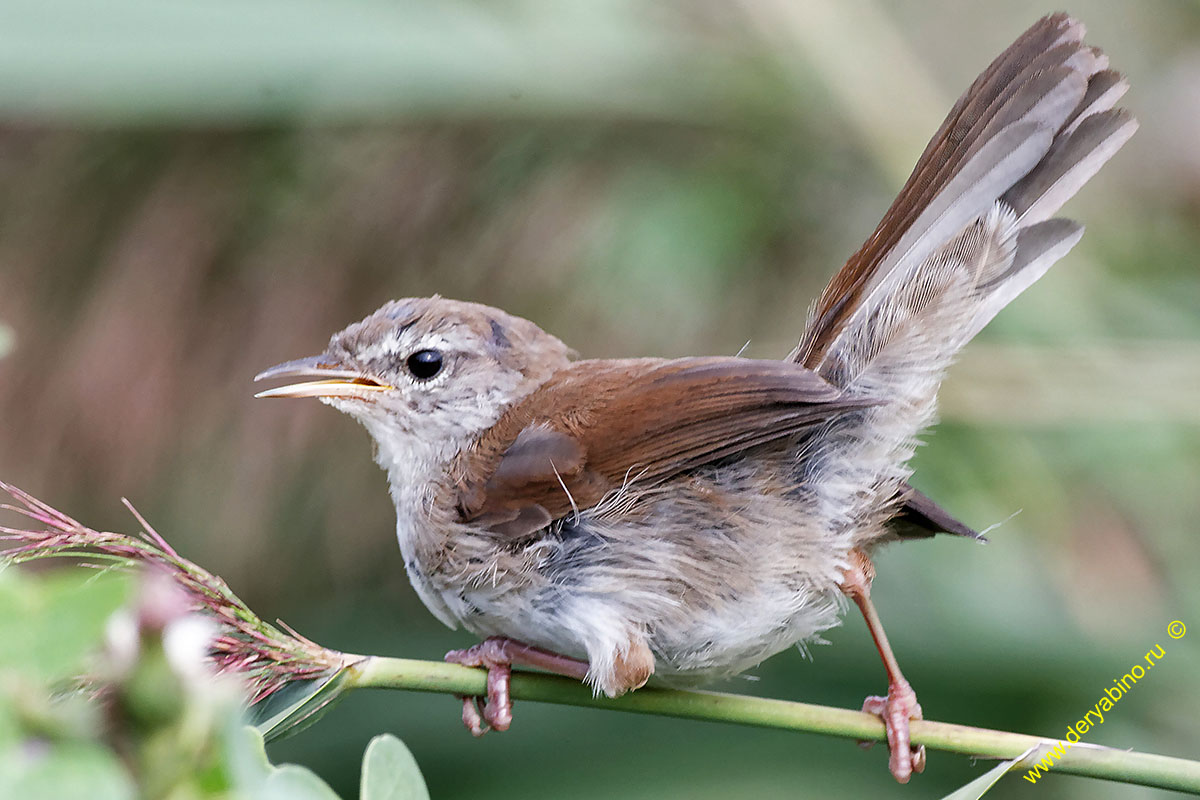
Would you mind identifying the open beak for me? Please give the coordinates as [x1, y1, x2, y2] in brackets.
[253, 355, 392, 399]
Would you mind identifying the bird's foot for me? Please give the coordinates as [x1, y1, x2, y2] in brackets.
[444, 636, 589, 736]
[445, 637, 517, 735]
[861, 677, 926, 783]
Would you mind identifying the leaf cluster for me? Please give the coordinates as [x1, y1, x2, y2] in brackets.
[0, 566, 427, 800]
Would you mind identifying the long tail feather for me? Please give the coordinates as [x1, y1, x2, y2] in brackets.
[792, 14, 1136, 545]
[792, 15, 1135, 375]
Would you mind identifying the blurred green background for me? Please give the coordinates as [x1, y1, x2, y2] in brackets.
[2, 0, 1198, 797]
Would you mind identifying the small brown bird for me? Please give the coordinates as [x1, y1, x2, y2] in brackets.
[255, 15, 1135, 782]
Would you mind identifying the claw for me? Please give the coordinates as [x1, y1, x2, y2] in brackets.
[444, 636, 590, 736]
[458, 695, 489, 737]
[863, 678, 924, 783]
[446, 638, 516, 735]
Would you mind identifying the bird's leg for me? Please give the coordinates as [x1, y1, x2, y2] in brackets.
[839, 548, 926, 784]
[444, 636, 590, 736]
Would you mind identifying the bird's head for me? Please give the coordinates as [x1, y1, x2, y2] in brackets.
[255, 296, 571, 467]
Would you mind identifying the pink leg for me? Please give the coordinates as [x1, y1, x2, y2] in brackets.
[445, 636, 590, 736]
[840, 549, 926, 783]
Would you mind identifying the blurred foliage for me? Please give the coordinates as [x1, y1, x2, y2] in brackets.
[1, 0, 1198, 797]
[0, 565, 429, 800]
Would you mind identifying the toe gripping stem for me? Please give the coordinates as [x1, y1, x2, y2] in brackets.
[444, 636, 590, 736]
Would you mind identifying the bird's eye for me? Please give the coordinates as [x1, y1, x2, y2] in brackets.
[405, 349, 443, 380]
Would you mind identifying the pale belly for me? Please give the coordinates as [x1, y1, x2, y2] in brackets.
[398, 448, 867, 694]
[425, 484, 855, 688]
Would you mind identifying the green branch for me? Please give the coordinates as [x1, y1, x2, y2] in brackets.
[5, 482, 1200, 795]
[344, 655, 1200, 794]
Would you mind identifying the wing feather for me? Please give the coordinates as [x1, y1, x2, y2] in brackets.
[451, 357, 870, 534]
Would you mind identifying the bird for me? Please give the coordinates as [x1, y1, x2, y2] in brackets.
[254, 14, 1135, 783]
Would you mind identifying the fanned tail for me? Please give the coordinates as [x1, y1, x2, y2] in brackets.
[793, 14, 1136, 544]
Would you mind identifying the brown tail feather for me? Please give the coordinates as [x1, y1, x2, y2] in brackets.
[791, 14, 1134, 375]
[790, 15, 1135, 549]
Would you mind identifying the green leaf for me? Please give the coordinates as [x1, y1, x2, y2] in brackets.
[261, 765, 343, 800]
[938, 747, 1036, 799]
[360, 734, 429, 800]
[0, 701, 17, 749]
[0, 740, 136, 800]
[231, 725, 342, 800]
[252, 666, 354, 743]
[229, 724, 275, 787]
[0, 569, 132, 682]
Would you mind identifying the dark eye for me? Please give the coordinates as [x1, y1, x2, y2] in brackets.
[405, 349, 443, 380]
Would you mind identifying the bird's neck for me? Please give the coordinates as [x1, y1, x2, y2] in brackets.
[367, 422, 455, 525]
[359, 423, 464, 627]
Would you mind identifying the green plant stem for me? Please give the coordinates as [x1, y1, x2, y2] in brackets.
[345, 655, 1200, 794]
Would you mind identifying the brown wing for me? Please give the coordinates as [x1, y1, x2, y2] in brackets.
[451, 357, 872, 535]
